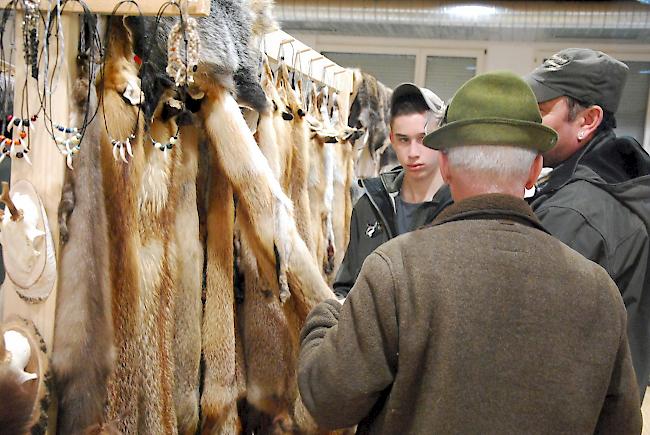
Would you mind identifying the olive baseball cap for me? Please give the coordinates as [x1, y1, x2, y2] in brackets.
[423, 71, 558, 152]
[391, 83, 446, 127]
[524, 48, 629, 113]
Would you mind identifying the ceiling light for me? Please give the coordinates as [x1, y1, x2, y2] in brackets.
[446, 5, 497, 19]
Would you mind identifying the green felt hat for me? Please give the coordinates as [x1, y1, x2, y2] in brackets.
[423, 71, 558, 152]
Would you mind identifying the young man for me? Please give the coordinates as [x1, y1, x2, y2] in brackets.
[298, 71, 641, 434]
[332, 83, 452, 299]
[525, 48, 650, 398]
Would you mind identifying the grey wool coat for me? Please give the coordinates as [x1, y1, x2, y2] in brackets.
[298, 194, 642, 434]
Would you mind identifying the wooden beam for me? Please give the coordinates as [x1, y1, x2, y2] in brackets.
[0, 0, 210, 16]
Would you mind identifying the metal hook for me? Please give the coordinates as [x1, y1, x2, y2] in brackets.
[308, 55, 325, 79]
[322, 63, 335, 86]
[277, 37, 295, 64]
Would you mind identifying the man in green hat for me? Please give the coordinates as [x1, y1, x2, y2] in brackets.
[525, 48, 650, 399]
[298, 71, 641, 433]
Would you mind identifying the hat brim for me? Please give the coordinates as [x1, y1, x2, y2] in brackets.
[423, 118, 558, 152]
[524, 76, 564, 104]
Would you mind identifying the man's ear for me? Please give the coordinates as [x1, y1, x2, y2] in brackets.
[580, 105, 604, 140]
[439, 151, 451, 184]
[525, 154, 544, 190]
[389, 131, 394, 144]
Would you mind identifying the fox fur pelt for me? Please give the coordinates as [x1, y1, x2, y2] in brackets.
[52, 52, 114, 434]
[171, 124, 203, 435]
[275, 65, 314, 255]
[194, 74, 334, 318]
[200, 149, 240, 433]
[97, 17, 145, 434]
[137, 114, 180, 435]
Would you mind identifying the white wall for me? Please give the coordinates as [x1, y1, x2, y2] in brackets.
[288, 31, 650, 149]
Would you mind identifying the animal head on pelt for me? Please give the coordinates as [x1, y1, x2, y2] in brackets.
[347, 70, 392, 155]
[125, 0, 276, 123]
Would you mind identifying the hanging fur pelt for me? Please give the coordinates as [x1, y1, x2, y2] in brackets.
[98, 17, 146, 435]
[52, 51, 114, 434]
[347, 70, 392, 178]
[129, 0, 274, 122]
[200, 151, 240, 434]
[194, 76, 334, 319]
[136, 105, 180, 435]
[171, 124, 203, 435]
[275, 65, 314, 255]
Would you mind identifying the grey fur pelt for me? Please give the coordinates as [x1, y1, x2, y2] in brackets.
[348, 71, 392, 155]
[128, 0, 275, 117]
[53, 53, 114, 434]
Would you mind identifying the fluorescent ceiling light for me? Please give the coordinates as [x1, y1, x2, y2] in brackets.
[446, 5, 497, 18]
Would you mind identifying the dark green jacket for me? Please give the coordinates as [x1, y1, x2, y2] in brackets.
[300, 194, 641, 433]
[332, 168, 452, 298]
[529, 129, 650, 398]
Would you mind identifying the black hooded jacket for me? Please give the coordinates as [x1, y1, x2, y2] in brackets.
[529, 129, 650, 398]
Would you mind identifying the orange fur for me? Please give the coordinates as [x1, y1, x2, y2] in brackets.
[200, 149, 240, 434]
[99, 18, 146, 434]
[172, 125, 203, 435]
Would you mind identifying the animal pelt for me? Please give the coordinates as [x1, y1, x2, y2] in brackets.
[256, 60, 283, 180]
[249, 0, 277, 46]
[196, 80, 342, 435]
[99, 17, 146, 435]
[237, 219, 304, 433]
[171, 124, 203, 435]
[262, 59, 295, 193]
[200, 150, 240, 434]
[126, 0, 273, 124]
[82, 423, 124, 435]
[306, 87, 329, 276]
[136, 105, 180, 435]
[329, 141, 353, 283]
[191, 0, 268, 113]
[0, 365, 33, 435]
[275, 65, 314, 255]
[194, 77, 334, 321]
[347, 70, 392, 179]
[52, 51, 114, 435]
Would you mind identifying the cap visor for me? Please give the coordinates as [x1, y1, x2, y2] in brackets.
[524, 76, 564, 104]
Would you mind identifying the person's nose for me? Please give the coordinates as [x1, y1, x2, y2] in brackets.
[408, 140, 421, 159]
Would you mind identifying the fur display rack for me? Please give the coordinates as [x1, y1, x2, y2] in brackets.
[14, 0, 365, 434]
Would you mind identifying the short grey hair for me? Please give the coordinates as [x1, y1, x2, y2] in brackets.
[446, 145, 537, 181]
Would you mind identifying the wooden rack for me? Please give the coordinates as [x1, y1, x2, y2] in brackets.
[263, 29, 354, 121]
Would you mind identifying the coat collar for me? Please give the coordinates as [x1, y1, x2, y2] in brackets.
[535, 129, 614, 194]
[433, 193, 548, 233]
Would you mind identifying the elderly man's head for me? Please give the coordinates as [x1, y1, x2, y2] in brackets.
[423, 71, 558, 201]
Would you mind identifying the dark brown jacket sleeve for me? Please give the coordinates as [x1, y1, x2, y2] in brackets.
[298, 252, 399, 429]
[595, 287, 643, 434]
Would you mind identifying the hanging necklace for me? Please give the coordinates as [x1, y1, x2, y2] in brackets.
[98, 0, 147, 164]
[38, 0, 99, 169]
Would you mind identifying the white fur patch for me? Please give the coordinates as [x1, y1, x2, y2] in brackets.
[139, 151, 171, 215]
[139, 239, 164, 294]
